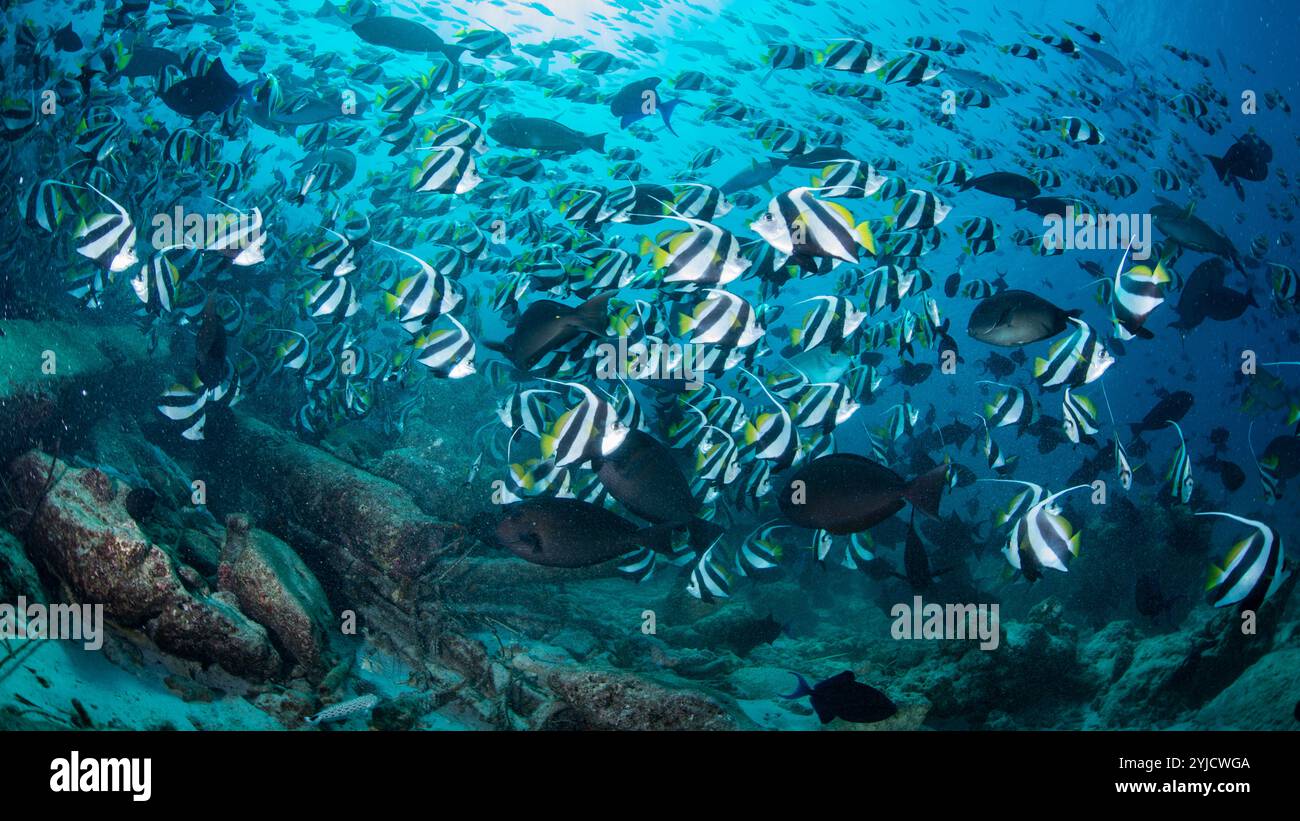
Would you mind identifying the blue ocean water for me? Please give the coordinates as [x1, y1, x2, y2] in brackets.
[0, 0, 1297, 731]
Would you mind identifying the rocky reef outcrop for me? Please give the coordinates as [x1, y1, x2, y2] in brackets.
[0, 320, 175, 466]
[218, 515, 335, 680]
[5, 451, 281, 681]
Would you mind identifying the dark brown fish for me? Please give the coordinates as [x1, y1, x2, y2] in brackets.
[486, 292, 614, 371]
[776, 454, 946, 534]
[485, 497, 642, 568]
[195, 297, 227, 388]
[967, 290, 1080, 347]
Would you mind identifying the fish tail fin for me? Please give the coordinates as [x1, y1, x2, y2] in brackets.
[687, 517, 725, 556]
[629, 525, 673, 557]
[571, 291, 615, 335]
[904, 464, 949, 519]
[587, 132, 606, 154]
[781, 672, 813, 700]
[855, 221, 877, 255]
[658, 98, 683, 135]
[1205, 153, 1227, 182]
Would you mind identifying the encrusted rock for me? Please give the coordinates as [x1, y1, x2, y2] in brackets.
[6, 451, 280, 680]
[219, 515, 335, 680]
[0, 527, 44, 602]
[540, 668, 741, 730]
[213, 415, 464, 601]
[1193, 648, 1300, 729]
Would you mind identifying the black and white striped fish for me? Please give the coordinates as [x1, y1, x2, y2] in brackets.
[1247, 421, 1281, 504]
[975, 414, 1016, 475]
[1058, 116, 1105, 144]
[978, 381, 1034, 428]
[304, 277, 358, 321]
[1110, 245, 1170, 341]
[791, 382, 858, 433]
[817, 39, 887, 74]
[18, 179, 65, 233]
[644, 215, 751, 289]
[750, 187, 877, 264]
[413, 314, 476, 379]
[1164, 421, 1194, 503]
[735, 520, 787, 577]
[686, 542, 731, 601]
[810, 160, 888, 199]
[131, 247, 182, 315]
[497, 387, 559, 439]
[1033, 318, 1114, 389]
[157, 377, 208, 441]
[788, 295, 865, 353]
[1200, 511, 1287, 611]
[70, 183, 137, 272]
[411, 146, 481, 194]
[540, 381, 627, 467]
[740, 368, 799, 468]
[1061, 386, 1100, 444]
[675, 288, 765, 348]
[1003, 484, 1089, 581]
[893, 189, 951, 231]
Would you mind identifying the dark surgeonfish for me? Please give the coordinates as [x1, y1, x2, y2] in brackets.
[781, 145, 863, 169]
[960, 171, 1040, 202]
[609, 77, 683, 134]
[52, 22, 82, 52]
[783, 671, 898, 724]
[195, 297, 228, 389]
[1016, 196, 1080, 218]
[479, 497, 646, 568]
[944, 68, 1009, 97]
[1199, 456, 1247, 492]
[967, 290, 1080, 347]
[252, 91, 367, 132]
[484, 292, 614, 371]
[1206, 131, 1272, 200]
[351, 15, 467, 60]
[161, 58, 249, 117]
[1152, 200, 1244, 270]
[592, 428, 723, 554]
[719, 157, 788, 193]
[351, 15, 468, 90]
[776, 453, 947, 534]
[113, 45, 183, 79]
[1262, 435, 1300, 479]
[487, 114, 606, 155]
[1170, 257, 1257, 331]
[1129, 389, 1193, 437]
